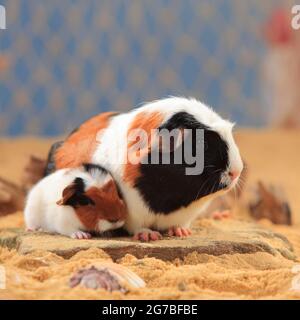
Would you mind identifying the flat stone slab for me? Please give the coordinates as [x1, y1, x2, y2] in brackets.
[0, 219, 296, 261]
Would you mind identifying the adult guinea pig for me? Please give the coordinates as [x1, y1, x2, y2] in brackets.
[45, 97, 243, 241]
[24, 163, 127, 239]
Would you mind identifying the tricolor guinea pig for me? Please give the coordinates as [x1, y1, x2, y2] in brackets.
[24, 164, 127, 239]
[45, 97, 243, 241]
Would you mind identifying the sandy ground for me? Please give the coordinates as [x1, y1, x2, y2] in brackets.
[0, 129, 300, 299]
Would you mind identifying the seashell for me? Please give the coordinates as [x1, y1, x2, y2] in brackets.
[291, 264, 300, 274]
[69, 262, 145, 292]
[290, 274, 300, 292]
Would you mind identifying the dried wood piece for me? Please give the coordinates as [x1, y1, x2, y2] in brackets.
[249, 181, 292, 225]
[0, 177, 25, 216]
[21, 155, 46, 191]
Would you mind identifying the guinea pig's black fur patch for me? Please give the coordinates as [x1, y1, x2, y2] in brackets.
[65, 177, 95, 208]
[44, 141, 64, 176]
[134, 112, 229, 214]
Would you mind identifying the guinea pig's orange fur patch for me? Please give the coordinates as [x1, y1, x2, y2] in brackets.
[124, 111, 163, 185]
[74, 205, 99, 231]
[55, 112, 117, 169]
[75, 181, 127, 231]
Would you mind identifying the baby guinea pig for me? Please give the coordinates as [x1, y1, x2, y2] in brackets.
[24, 163, 127, 239]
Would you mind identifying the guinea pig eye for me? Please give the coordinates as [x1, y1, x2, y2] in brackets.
[108, 218, 119, 223]
[77, 195, 95, 206]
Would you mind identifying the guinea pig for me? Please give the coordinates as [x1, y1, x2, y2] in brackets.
[24, 163, 127, 239]
[45, 97, 243, 241]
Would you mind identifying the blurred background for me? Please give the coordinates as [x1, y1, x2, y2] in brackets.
[0, 0, 299, 136]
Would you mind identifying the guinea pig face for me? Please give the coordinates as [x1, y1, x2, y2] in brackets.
[57, 178, 127, 233]
[200, 123, 243, 193]
[214, 123, 244, 191]
[134, 112, 243, 214]
[84, 180, 127, 232]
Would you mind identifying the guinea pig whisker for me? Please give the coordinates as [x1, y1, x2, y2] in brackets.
[209, 180, 218, 198]
[235, 180, 243, 198]
[204, 164, 217, 169]
[192, 168, 223, 202]
[196, 168, 222, 200]
[239, 179, 246, 188]
[236, 177, 245, 189]
[233, 184, 238, 202]
[194, 175, 211, 201]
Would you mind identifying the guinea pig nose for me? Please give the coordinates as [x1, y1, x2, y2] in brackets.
[229, 170, 239, 181]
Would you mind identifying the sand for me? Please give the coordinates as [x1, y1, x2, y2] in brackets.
[0, 129, 300, 299]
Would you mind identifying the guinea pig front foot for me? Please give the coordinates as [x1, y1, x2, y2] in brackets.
[26, 227, 43, 232]
[71, 230, 92, 240]
[167, 226, 192, 237]
[133, 229, 163, 242]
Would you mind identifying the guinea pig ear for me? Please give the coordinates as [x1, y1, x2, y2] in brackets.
[101, 179, 119, 195]
[57, 178, 94, 207]
[157, 127, 185, 153]
[56, 182, 77, 206]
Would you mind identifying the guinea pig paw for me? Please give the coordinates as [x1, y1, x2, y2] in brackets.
[26, 227, 39, 232]
[212, 210, 231, 220]
[71, 231, 92, 240]
[133, 229, 163, 242]
[167, 226, 192, 237]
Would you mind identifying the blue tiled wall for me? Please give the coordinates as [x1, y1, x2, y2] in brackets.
[0, 0, 288, 135]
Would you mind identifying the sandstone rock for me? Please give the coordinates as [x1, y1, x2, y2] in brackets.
[0, 219, 296, 261]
